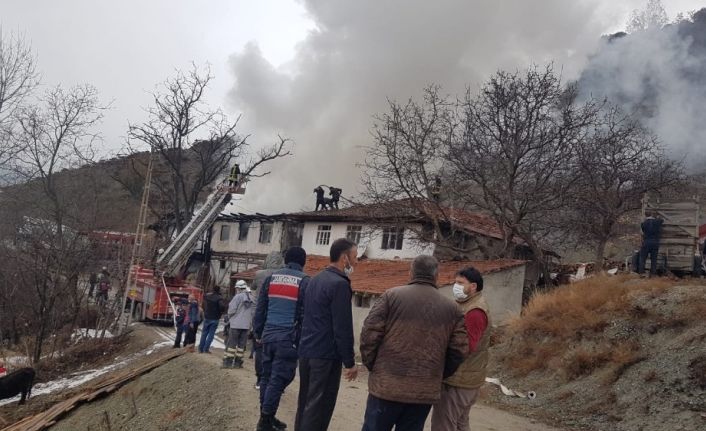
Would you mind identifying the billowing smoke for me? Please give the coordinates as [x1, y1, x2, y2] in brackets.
[578, 8, 706, 167]
[226, 0, 649, 213]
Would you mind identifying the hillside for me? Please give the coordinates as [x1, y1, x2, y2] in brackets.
[488, 275, 706, 431]
[0, 148, 213, 234]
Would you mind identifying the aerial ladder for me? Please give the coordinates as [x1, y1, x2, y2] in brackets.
[121, 164, 246, 330]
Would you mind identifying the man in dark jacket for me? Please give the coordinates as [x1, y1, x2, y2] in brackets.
[639, 211, 664, 276]
[360, 255, 468, 431]
[173, 300, 187, 348]
[183, 294, 201, 347]
[253, 247, 310, 431]
[252, 251, 285, 389]
[198, 286, 226, 353]
[295, 238, 358, 431]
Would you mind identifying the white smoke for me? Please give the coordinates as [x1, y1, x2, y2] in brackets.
[578, 9, 706, 168]
[226, 0, 659, 213]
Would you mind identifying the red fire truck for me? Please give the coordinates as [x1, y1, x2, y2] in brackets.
[127, 266, 203, 323]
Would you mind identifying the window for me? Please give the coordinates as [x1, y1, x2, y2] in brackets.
[316, 225, 332, 245]
[219, 260, 226, 269]
[219, 225, 230, 241]
[238, 222, 250, 241]
[346, 225, 362, 244]
[381, 227, 404, 250]
[259, 222, 273, 244]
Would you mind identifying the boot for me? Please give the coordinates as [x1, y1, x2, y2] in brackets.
[232, 357, 243, 369]
[256, 414, 276, 431]
[221, 357, 234, 369]
[272, 417, 287, 430]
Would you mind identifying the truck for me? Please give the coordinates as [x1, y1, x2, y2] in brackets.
[637, 197, 701, 276]
[127, 265, 203, 323]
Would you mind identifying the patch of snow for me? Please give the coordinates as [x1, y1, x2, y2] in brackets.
[152, 323, 226, 350]
[1, 356, 30, 367]
[72, 328, 114, 340]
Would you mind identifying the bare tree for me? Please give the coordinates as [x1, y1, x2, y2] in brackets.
[447, 65, 600, 281]
[627, 0, 669, 33]
[120, 64, 292, 234]
[3, 84, 106, 362]
[568, 106, 683, 267]
[361, 86, 472, 253]
[0, 30, 39, 175]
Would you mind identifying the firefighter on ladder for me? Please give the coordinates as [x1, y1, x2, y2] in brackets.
[228, 163, 241, 187]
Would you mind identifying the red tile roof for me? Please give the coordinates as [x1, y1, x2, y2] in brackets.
[232, 255, 525, 295]
[231, 267, 260, 280]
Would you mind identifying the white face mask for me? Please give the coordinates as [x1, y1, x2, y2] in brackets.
[452, 283, 468, 301]
[344, 255, 354, 276]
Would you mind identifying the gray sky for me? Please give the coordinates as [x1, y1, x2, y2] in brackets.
[1, 0, 313, 155]
[2, 0, 705, 213]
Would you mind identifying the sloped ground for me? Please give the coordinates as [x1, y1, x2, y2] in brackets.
[488, 275, 706, 431]
[0, 325, 165, 425]
[49, 353, 250, 431]
[48, 347, 562, 431]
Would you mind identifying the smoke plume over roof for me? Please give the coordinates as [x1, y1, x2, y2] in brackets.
[226, 1, 699, 213]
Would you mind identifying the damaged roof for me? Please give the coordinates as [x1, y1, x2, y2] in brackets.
[232, 255, 526, 295]
[229, 198, 513, 242]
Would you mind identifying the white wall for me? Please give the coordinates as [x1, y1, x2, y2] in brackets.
[301, 222, 435, 259]
[209, 259, 258, 289]
[211, 220, 284, 255]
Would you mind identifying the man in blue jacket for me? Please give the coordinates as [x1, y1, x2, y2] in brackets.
[295, 238, 358, 431]
[253, 247, 310, 431]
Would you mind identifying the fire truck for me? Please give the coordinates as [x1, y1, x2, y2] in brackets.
[127, 266, 203, 323]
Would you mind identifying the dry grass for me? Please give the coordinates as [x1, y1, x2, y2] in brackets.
[497, 275, 696, 379]
[509, 275, 672, 338]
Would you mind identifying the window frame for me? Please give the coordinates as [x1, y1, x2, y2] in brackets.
[219, 224, 231, 241]
[316, 224, 332, 246]
[346, 225, 363, 244]
[238, 221, 250, 241]
[381, 227, 405, 250]
[259, 222, 273, 244]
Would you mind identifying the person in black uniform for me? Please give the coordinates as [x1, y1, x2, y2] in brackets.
[638, 211, 664, 276]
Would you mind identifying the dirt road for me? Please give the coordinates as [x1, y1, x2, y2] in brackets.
[222, 352, 563, 431]
[49, 331, 563, 431]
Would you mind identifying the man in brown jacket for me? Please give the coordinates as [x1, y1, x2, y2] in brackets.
[360, 255, 468, 431]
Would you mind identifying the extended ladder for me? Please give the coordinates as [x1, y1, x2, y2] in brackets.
[121, 151, 155, 332]
[156, 180, 244, 277]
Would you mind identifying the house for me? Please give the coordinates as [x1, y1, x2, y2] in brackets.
[209, 200, 545, 290]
